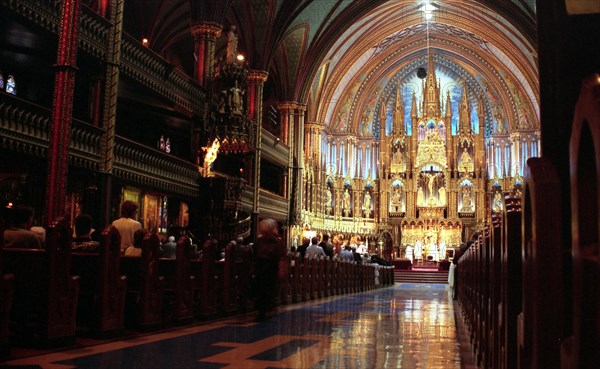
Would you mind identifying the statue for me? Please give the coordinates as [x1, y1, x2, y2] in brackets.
[363, 191, 372, 217]
[229, 80, 244, 115]
[417, 186, 424, 206]
[425, 172, 437, 195]
[438, 186, 446, 206]
[459, 148, 473, 172]
[325, 188, 333, 214]
[343, 188, 351, 216]
[424, 172, 438, 205]
[462, 187, 473, 211]
[493, 191, 503, 212]
[226, 26, 238, 63]
[391, 187, 402, 212]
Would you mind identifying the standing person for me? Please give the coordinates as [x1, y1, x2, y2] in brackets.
[319, 234, 334, 259]
[112, 200, 142, 254]
[253, 218, 287, 321]
[3, 204, 42, 249]
[305, 236, 326, 259]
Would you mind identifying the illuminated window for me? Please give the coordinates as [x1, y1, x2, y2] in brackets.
[159, 196, 168, 233]
[6, 75, 16, 95]
[0, 71, 4, 90]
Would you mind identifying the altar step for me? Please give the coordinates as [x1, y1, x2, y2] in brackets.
[394, 270, 449, 284]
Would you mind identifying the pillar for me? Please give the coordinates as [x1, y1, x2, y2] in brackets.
[46, 0, 81, 225]
[246, 70, 269, 239]
[98, 0, 124, 228]
[191, 22, 222, 86]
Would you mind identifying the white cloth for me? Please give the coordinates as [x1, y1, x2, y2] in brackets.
[112, 217, 142, 252]
[448, 262, 456, 287]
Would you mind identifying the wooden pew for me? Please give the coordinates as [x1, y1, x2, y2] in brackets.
[518, 157, 563, 369]
[157, 236, 194, 325]
[174, 236, 194, 323]
[2, 218, 79, 346]
[71, 225, 127, 337]
[120, 232, 164, 331]
[193, 240, 219, 319]
[489, 212, 502, 369]
[0, 217, 15, 356]
[565, 73, 600, 369]
[500, 192, 523, 369]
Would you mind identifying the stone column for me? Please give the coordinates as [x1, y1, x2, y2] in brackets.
[510, 132, 522, 177]
[277, 101, 296, 226]
[191, 22, 222, 86]
[295, 104, 307, 224]
[246, 70, 269, 238]
[46, 0, 81, 225]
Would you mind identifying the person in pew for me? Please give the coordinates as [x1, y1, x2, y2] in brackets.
[124, 228, 148, 257]
[296, 237, 309, 260]
[3, 204, 42, 249]
[318, 234, 334, 260]
[72, 213, 100, 252]
[30, 225, 46, 246]
[112, 200, 142, 254]
[253, 218, 287, 321]
[161, 236, 177, 258]
[305, 236, 326, 259]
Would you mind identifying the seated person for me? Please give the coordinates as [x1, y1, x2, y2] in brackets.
[124, 228, 149, 257]
[161, 236, 177, 258]
[72, 213, 100, 252]
[3, 204, 42, 249]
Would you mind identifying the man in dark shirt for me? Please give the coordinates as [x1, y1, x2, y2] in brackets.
[318, 234, 334, 259]
[253, 218, 287, 320]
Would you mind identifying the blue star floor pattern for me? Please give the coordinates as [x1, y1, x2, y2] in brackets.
[1, 283, 472, 369]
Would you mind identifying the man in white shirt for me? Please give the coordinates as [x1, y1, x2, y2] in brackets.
[112, 200, 142, 253]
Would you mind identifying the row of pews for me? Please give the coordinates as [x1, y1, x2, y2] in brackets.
[455, 74, 600, 369]
[0, 218, 395, 354]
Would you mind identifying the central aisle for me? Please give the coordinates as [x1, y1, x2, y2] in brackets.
[3, 284, 470, 369]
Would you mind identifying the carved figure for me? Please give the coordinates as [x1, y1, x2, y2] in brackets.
[438, 186, 446, 206]
[417, 187, 424, 206]
[363, 191, 372, 216]
[343, 188, 351, 216]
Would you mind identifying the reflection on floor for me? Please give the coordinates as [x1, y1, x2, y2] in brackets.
[1, 283, 476, 369]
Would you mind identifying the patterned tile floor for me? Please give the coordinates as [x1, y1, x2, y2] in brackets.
[1, 283, 475, 369]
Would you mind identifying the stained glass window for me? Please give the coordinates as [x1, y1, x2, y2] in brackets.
[6, 75, 16, 95]
[0, 71, 4, 90]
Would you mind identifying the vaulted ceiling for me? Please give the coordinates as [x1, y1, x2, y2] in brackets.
[121, 0, 538, 136]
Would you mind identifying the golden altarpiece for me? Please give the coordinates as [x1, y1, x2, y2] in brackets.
[298, 55, 540, 259]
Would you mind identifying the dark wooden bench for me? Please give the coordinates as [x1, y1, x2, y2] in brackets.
[158, 235, 194, 325]
[2, 218, 79, 347]
[0, 217, 15, 356]
[71, 225, 126, 337]
[120, 232, 164, 331]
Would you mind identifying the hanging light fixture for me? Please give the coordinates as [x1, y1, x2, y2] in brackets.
[418, 1, 437, 79]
